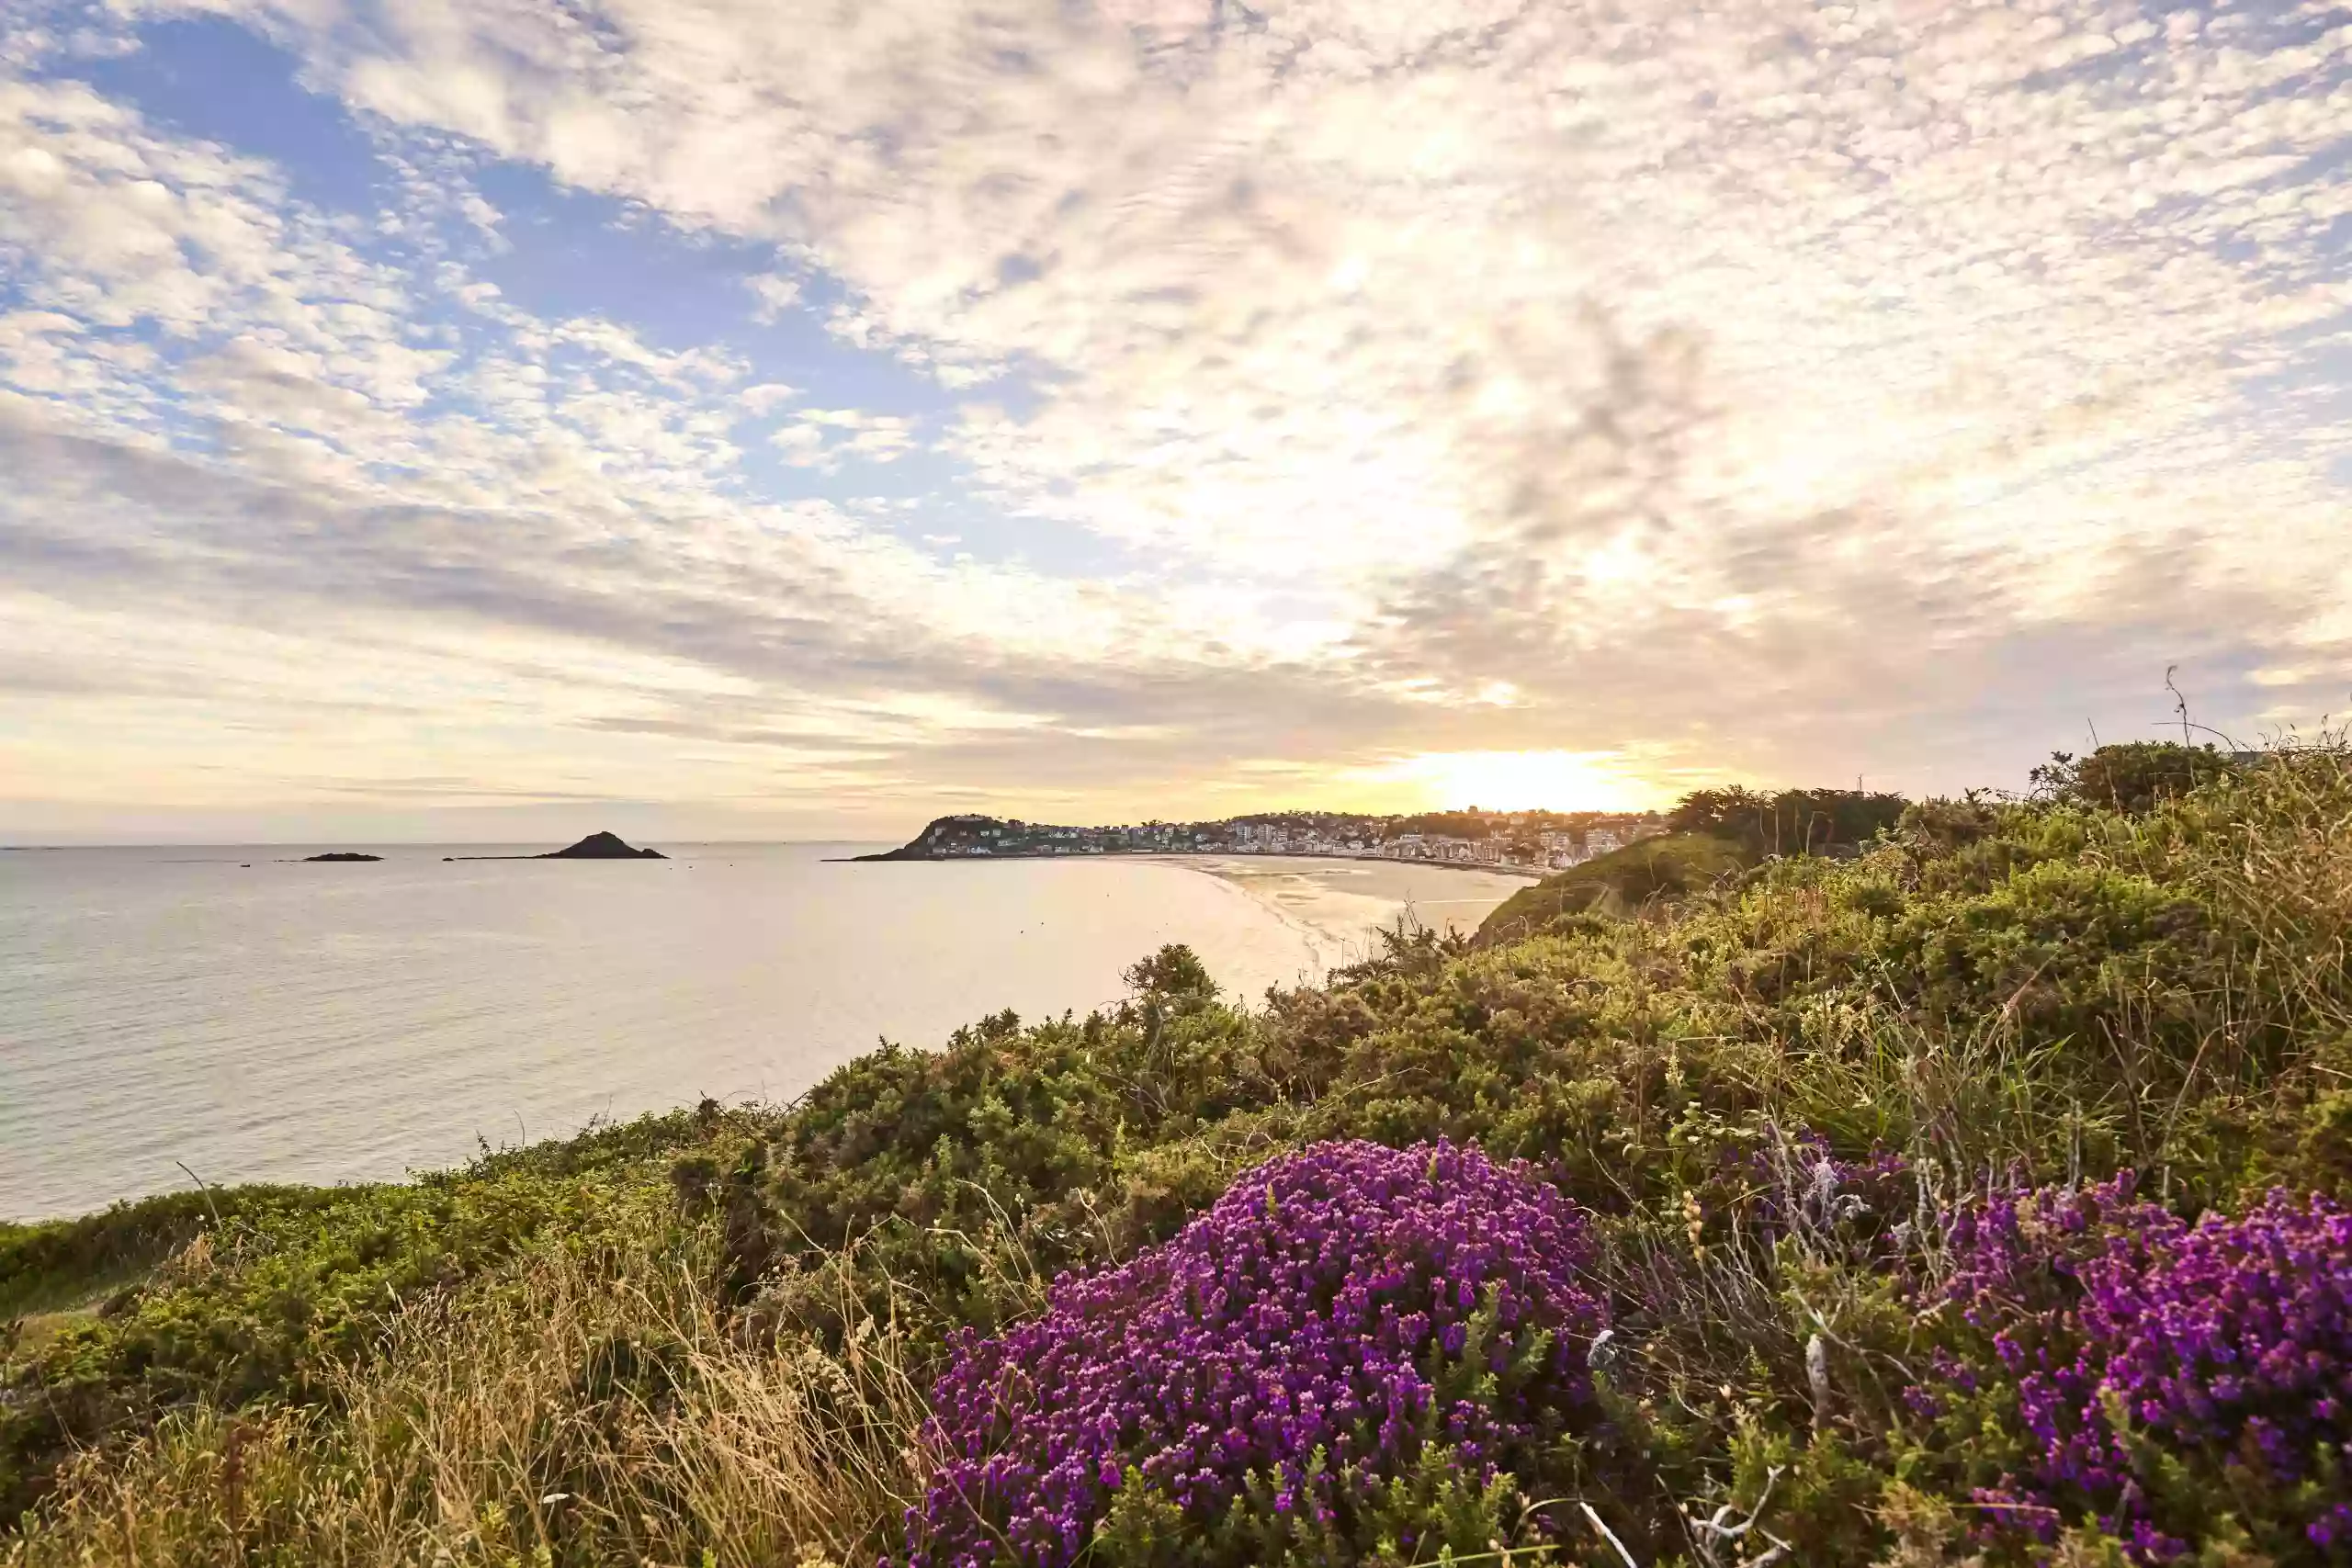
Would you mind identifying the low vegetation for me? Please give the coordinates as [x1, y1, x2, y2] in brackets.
[8, 738, 2351, 1566]
[1476, 830, 1753, 936]
[1476, 782, 1913, 940]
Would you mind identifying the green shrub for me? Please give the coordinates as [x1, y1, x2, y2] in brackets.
[2032, 741, 2245, 815]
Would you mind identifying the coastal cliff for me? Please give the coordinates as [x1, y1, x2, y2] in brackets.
[8, 741, 2343, 1568]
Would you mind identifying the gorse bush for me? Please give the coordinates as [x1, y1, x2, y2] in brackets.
[7, 738, 2352, 1566]
[908, 1140, 1607, 1568]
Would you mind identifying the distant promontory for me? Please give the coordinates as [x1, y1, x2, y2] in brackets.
[301, 852, 383, 863]
[855, 808, 1663, 874]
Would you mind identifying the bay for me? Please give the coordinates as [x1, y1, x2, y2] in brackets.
[0, 844, 1526, 1219]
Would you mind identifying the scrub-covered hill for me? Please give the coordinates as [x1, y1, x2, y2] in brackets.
[1475, 829, 1754, 936]
[1476, 783, 1912, 940]
[8, 740, 2352, 1568]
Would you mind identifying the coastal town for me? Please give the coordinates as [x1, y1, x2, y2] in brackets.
[861, 807, 1667, 873]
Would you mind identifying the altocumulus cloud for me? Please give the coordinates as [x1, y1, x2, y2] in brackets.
[0, 0, 2347, 835]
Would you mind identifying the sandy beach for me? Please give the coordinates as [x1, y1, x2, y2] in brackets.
[1149, 854, 1535, 968]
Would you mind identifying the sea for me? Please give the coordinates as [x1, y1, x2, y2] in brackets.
[0, 844, 1528, 1220]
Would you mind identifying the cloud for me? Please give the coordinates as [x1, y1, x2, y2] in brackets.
[772, 407, 918, 468]
[171, 0, 2345, 543]
[3, 0, 2350, 829]
[743, 271, 800, 321]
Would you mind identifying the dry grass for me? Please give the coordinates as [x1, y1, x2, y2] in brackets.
[6, 1218, 929, 1568]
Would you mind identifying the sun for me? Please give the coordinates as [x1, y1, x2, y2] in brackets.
[1377, 750, 1669, 814]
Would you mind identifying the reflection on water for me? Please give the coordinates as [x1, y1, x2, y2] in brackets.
[0, 844, 1518, 1219]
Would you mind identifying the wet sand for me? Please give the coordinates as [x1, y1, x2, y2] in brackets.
[1149, 854, 1536, 971]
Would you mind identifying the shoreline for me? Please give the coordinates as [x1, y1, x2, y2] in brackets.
[843, 848, 1546, 881]
[1139, 853, 1533, 960]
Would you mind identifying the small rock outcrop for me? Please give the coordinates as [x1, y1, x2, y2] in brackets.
[538, 831, 666, 860]
[302, 852, 383, 863]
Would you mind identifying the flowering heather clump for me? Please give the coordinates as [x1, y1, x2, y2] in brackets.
[905, 1140, 1607, 1568]
[1915, 1178, 2352, 1560]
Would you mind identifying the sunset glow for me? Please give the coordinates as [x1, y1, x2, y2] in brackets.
[1370, 751, 1677, 816]
[1, 0, 2346, 839]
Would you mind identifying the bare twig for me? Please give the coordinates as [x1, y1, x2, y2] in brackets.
[1580, 1501, 1643, 1568]
[174, 1161, 222, 1229]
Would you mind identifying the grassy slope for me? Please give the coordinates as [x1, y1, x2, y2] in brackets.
[1474, 830, 1755, 939]
[7, 744, 2352, 1565]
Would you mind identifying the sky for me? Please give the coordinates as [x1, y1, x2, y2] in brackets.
[0, 0, 2346, 842]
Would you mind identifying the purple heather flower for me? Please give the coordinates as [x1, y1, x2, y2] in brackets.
[900, 1139, 1606, 1567]
[1917, 1180, 2352, 1562]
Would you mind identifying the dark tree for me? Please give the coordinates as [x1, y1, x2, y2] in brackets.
[1667, 786, 1908, 858]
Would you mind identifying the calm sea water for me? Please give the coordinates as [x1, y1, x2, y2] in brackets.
[0, 844, 1508, 1220]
